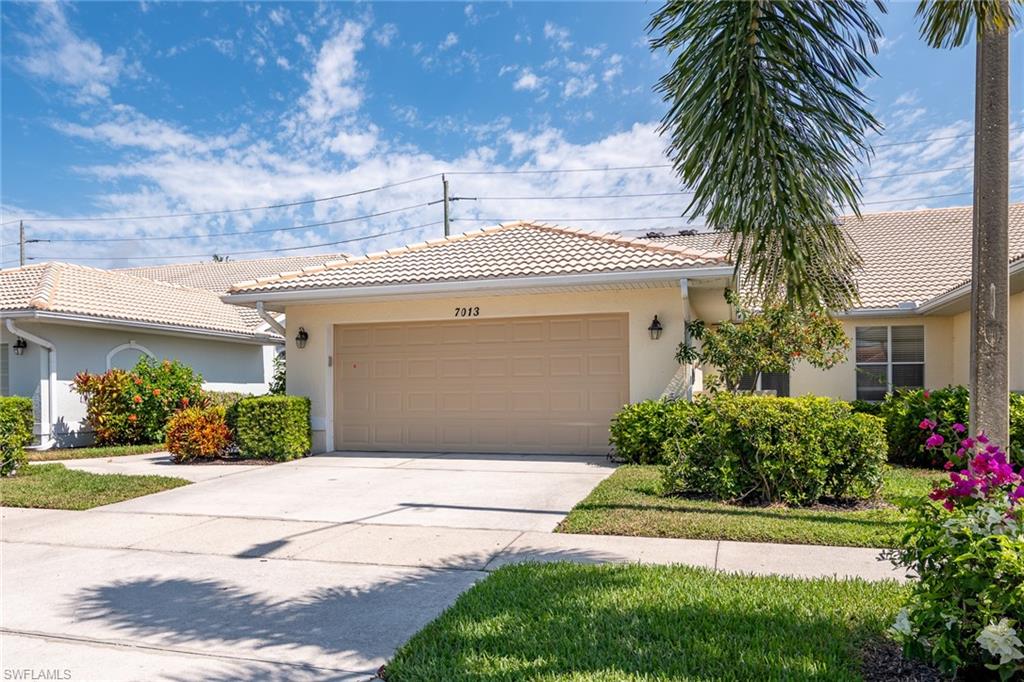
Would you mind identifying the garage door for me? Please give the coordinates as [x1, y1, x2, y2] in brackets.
[333, 314, 629, 454]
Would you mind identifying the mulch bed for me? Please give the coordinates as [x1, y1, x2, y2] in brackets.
[860, 639, 947, 682]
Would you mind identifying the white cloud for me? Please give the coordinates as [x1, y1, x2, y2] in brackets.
[268, 7, 288, 26]
[565, 60, 588, 74]
[603, 54, 623, 83]
[464, 4, 478, 25]
[16, 2, 127, 101]
[301, 21, 366, 123]
[328, 126, 379, 158]
[513, 69, 543, 91]
[53, 104, 244, 153]
[582, 46, 603, 59]
[373, 23, 399, 48]
[276, 56, 291, 70]
[514, 32, 531, 45]
[543, 21, 572, 50]
[563, 74, 597, 98]
[439, 32, 459, 51]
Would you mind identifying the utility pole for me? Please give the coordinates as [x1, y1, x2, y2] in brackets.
[442, 174, 450, 237]
[19, 221, 25, 267]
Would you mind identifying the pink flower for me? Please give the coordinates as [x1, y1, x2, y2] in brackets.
[923, 390, 931, 399]
[919, 419, 936, 431]
[925, 433, 945, 449]
[951, 423, 966, 433]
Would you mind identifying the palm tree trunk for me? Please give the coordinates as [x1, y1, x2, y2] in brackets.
[969, 19, 1010, 445]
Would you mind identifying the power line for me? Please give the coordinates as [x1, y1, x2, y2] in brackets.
[29, 220, 443, 262]
[35, 202, 432, 244]
[862, 185, 1023, 206]
[0, 173, 439, 227]
[6, 127, 1020, 228]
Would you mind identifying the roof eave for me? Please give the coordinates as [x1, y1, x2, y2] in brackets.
[222, 266, 735, 308]
[916, 257, 1024, 314]
[1, 310, 283, 345]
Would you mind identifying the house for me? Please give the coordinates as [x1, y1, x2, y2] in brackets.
[222, 205, 1024, 457]
[645, 203, 1024, 401]
[0, 253, 347, 448]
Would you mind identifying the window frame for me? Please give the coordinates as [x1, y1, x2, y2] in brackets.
[738, 370, 790, 397]
[855, 325, 925, 401]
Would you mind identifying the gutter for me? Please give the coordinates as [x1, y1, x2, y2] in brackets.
[225, 266, 736, 307]
[4, 319, 55, 450]
[916, 258, 1024, 314]
[255, 301, 286, 337]
[3, 310, 281, 345]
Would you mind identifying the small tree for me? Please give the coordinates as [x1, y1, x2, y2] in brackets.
[677, 290, 849, 391]
[269, 353, 286, 395]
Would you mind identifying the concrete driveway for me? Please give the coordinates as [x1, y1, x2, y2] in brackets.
[2, 451, 618, 681]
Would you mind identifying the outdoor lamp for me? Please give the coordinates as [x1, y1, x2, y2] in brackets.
[13, 338, 27, 356]
[295, 327, 309, 349]
[648, 315, 663, 340]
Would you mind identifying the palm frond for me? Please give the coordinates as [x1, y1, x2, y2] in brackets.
[916, 0, 1021, 49]
[649, 0, 885, 310]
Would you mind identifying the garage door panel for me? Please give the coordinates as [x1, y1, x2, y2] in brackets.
[334, 313, 628, 454]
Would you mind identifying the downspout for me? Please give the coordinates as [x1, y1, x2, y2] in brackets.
[5, 319, 56, 450]
[255, 301, 286, 338]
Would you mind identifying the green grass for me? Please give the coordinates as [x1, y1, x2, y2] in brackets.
[556, 465, 941, 548]
[28, 443, 166, 462]
[0, 463, 189, 510]
[385, 562, 907, 681]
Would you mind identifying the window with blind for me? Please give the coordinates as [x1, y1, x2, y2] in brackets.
[738, 371, 790, 397]
[855, 326, 924, 401]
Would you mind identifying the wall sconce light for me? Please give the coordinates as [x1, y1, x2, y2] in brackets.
[295, 327, 309, 349]
[648, 315, 663, 341]
[13, 338, 27, 356]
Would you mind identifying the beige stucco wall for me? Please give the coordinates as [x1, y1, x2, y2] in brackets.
[789, 315, 955, 400]
[283, 285, 699, 452]
[950, 290, 1024, 390]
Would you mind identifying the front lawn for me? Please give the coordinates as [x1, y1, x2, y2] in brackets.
[28, 443, 166, 462]
[384, 563, 909, 681]
[0, 463, 189, 510]
[556, 465, 940, 548]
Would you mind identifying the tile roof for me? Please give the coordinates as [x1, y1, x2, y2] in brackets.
[118, 253, 351, 293]
[645, 203, 1024, 310]
[227, 221, 729, 294]
[1, 262, 277, 339]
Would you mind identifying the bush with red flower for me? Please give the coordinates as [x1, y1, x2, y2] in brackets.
[73, 357, 204, 445]
[889, 421, 1024, 679]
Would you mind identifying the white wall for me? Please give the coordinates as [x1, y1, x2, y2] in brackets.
[0, 321, 274, 447]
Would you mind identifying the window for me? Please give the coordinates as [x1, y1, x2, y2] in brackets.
[738, 371, 790, 397]
[0, 344, 7, 396]
[855, 325, 924, 401]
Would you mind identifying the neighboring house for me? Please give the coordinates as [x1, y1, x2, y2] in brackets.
[0, 263, 281, 447]
[0, 253, 353, 448]
[647, 203, 1024, 402]
[222, 206, 1024, 456]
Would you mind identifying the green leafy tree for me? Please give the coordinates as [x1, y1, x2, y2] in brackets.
[650, 0, 1019, 441]
[269, 353, 286, 395]
[677, 290, 849, 391]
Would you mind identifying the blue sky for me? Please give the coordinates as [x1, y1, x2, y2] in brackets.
[1, 1, 1022, 268]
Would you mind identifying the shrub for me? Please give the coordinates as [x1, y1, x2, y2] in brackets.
[166, 406, 231, 463]
[73, 357, 203, 445]
[889, 425, 1024, 679]
[881, 387, 1024, 467]
[72, 369, 144, 445]
[609, 399, 693, 464]
[661, 393, 886, 506]
[0, 397, 34, 476]
[848, 399, 883, 417]
[235, 395, 310, 461]
[202, 391, 249, 435]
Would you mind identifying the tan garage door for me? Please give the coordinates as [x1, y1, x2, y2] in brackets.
[333, 314, 629, 454]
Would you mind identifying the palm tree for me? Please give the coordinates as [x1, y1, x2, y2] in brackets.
[650, 0, 1018, 441]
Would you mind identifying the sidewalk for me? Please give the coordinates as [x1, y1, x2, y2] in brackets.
[2, 506, 904, 581]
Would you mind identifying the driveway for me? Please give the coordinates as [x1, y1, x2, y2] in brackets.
[1, 451, 617, 681]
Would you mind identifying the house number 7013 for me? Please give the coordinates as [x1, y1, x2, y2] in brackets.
[454, 306, 480, 317]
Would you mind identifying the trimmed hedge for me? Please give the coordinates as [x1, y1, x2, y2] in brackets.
[661, 393, 887, 506]
[235, 395, 311, 461]
[609, 399, 693, 464]
[880, 387, 1024, 467]
[202, 390, 249, 435]
[0, 397, 34, 476]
